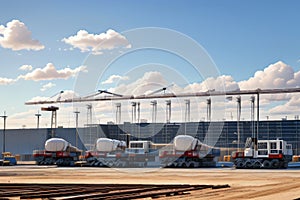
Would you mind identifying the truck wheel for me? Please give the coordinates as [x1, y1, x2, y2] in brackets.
[181, 162, 187, 168]
[262, 160, 271, 169]
[108, 161, 114, 167]
[236, 161, 244, 168]
[271, 159, 280, 169]
[90, 160, 96, 166]
[253, 161, 261, 169]
[168, 163, 175, 168]
[245, 161, 252, 168]
[188, 161, 196, 168]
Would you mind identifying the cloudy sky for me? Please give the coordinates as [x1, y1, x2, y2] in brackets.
[1, 1, 300, 128]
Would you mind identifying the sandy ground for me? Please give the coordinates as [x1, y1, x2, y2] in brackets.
[0, 165, 299, 199]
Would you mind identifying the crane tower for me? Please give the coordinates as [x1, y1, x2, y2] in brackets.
[41, 106, 59, 137]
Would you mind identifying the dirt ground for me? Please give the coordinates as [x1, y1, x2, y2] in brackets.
[0, 165, 299, 199]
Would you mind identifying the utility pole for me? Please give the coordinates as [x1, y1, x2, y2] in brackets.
[255, 90, 260, 152]
[115, 103, 121, 124]
[185, 99, 190, 122]
[131, 102, 137, 123]
[236, 96, 241, 151]
[150, 100, 157, 137]
[165, 100, 171, 143]
[86, 104, 92, 150]
[1, 111, 7, 155]
[166, 100, 171, 123]
[137, 102, 140, 124]
[35, 111, 41, 129]
[151, 100, 157, 123]
[185, 99, 190, 135]
[137, 102, 141, 139]
[250, 96, 255, 139]
[74, 110, 80, 148]
[207, 98, 211, 122]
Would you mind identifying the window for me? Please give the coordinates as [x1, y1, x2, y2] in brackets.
[258, 150, 268, 155]
[258, 142, 267, 149]
[130, 143, 144, 148]
[270, 142, 277, 149]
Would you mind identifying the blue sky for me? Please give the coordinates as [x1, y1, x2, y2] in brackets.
[1, 1, 300, 128]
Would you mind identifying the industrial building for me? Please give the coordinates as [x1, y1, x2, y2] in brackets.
[0, 88, 297, 161]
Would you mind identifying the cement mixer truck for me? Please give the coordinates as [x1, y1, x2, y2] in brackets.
[85, 138, 158, 167]
[85, 135, 219, 168]
[159, 135, 220, 168]
[33, 138, 82, 166]
[85, 138, 127, 167]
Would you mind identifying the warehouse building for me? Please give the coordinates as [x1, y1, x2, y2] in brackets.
[0, 120, 299, 160]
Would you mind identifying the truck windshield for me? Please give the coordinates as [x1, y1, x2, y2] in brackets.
[130, 143, 144, 148]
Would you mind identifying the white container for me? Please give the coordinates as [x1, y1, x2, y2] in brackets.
[45, 138, 68, 152]
[96, 138, 125, 152]
[173, 135, 200, 151]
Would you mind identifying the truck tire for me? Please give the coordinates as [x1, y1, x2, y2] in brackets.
[263, 160, 271, 169]
[253, 161, 261, 169]
[181, 162, 187, 168]
[188, 161, 196, 168]
[271, 159, 280, 169]
[236, 161, 244, 168]
[245, 161, 252, 168]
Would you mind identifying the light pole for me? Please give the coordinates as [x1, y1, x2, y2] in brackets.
[207, 98, 211, 122]
[1, 111, 7, 155]
[296, 115, 299, 155]
[35, 111, 41, 129]
[266, 115, 269, 140]
[131, 102, 137, 123]
[74, 110, 80, 148]
[250, 96, 255, 139]
[115, 103, 121, 124]
[236, 96, 241, 151]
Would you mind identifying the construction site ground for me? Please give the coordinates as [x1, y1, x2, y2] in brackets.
[0, 164, 299, 199]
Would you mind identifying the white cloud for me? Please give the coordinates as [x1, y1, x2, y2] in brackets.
[40, 82, 56, 91]
[18, 63, 87, 81]
[62, 29, 131, 54]
[9, 109, 40, 128]
[111, 71, 168, 95]
[0, 77, 15, 85]
[268, 95, 300, 116]
[108, 72, 239, 97]
[0, 63, 87, 86]
[237, 61, 300, 102]
[26, 96, 49, 103]
[0, 19, 44, 51]
[101, 75, 129, 84]
[19, 65, 33, 71]
[61, 90, 79, 99]
[182, 75, 239, 93]
[239, 61, 300, 89]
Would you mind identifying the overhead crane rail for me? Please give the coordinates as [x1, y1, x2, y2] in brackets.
[25, 87, 300, 105]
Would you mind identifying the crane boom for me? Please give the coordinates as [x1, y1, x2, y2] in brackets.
[81, 90, 123, 99]
[25, 87, 300, 105]
[147, 84, 174, 96]
[98, 90, 123, 97]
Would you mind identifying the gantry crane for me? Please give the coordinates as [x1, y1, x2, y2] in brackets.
[26, 87, 300, 151]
